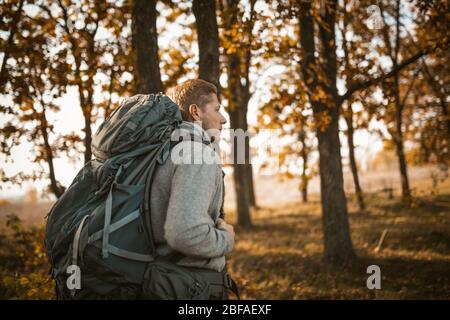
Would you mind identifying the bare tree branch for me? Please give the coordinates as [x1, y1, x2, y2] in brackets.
[338, 44, 444, 105]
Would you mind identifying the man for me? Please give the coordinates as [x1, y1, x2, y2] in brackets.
[150, 79, 237, 299]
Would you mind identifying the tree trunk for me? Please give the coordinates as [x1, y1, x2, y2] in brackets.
[392, 0, 411, 204]
[229, 107, 252, 227]
[223, 0, 253, 227]
[394, 129, 411, 203]
[76, 77, 93, 163]
[345, 112, 365, 211]
[301, 184, 308, 203]
[341, 1, 364, 212]
[299, 0, 355, 264]
[241, 81, 257, 209]
[246, 163, 257, 207]
[193, 0, 221, 93]
[132, 0, 163, 94]
[220, 0, 257, 211]
[394, 79, 412, 204]
[75, 82, 92, 164]
[299, 129, 308, 203]
[83, 107, 92, 164]
[41, 110, 64, 198]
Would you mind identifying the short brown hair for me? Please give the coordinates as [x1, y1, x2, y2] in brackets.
[168, 79, 217, 121]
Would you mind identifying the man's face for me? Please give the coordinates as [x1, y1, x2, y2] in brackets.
[197, 93, 227, 135]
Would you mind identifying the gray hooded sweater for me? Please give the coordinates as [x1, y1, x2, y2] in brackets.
[149, 121, 234, 272]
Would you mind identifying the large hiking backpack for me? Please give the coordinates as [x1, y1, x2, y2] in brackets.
[44, 93, 187, 299]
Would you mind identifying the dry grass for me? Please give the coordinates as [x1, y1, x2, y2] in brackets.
[225, 191, 450, 299]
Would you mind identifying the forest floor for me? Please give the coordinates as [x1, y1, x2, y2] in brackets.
[0, 175, 449, 299]
[226, 191, 450, 299]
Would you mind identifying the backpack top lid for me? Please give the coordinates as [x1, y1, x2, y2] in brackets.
[91, 94, 183, 162]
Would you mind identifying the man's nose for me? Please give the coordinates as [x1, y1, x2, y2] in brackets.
[220, 112, 227, 125]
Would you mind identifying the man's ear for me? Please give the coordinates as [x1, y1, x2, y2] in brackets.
[188, 104, 201, 121]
